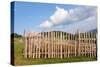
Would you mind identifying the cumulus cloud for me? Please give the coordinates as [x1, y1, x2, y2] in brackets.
[40, 20, 52, 28]
[40, 6, 97, 32]
[50, 6, 68, 25]
[64, 15, 97, 33]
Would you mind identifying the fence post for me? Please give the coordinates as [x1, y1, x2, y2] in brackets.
[38, 32, 40, 58]
[28, 33, 30, 58]
[51, 32, 53, 58]
[24, 31, 28, 58]
[30, 33, 32, 58]
[47, 32, 49, 58]
[84, 32, 86, 57]
[78, 30, 80, 56]
[56, 31, 57, 58]
[66, 33, 67, 57]
[33, 32, 35, 58]
[60, 32, 62, 59]
[89, 32, 91, 57]
[92, 32, 94, 57]
[75, 36, 76, 57]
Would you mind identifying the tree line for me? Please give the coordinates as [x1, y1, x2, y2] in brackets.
[11, 33, 22, 38]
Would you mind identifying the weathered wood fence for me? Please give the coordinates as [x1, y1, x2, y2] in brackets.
[24, 31, 97, 59]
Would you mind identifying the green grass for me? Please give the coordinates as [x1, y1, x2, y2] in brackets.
[13, 38, 97, 66]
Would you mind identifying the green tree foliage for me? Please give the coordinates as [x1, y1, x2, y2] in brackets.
[11, 33, 22, 38]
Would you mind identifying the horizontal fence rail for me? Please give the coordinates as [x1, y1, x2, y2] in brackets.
[24, 31, 97, 59]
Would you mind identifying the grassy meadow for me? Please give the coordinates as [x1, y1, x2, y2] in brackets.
[12, 38, 97, 66]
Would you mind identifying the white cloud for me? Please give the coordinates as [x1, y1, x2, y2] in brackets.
[50, 6, 68, 25]
[68, 6, 97, 22]
[40, 6, 97, 32]
[64, 15, 97, 33]
[40, 20, 52, 28]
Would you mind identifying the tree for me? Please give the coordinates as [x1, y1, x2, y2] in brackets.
[11, 33, 22, 38]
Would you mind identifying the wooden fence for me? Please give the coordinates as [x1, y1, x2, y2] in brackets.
[24, 31, 97, 59]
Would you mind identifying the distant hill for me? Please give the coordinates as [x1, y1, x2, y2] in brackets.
[88, 29, 97, 32]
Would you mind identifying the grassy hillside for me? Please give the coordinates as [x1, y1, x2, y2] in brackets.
[12, 38, 97, 66]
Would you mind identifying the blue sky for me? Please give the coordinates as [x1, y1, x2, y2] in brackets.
[13, 1, 97, 35]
